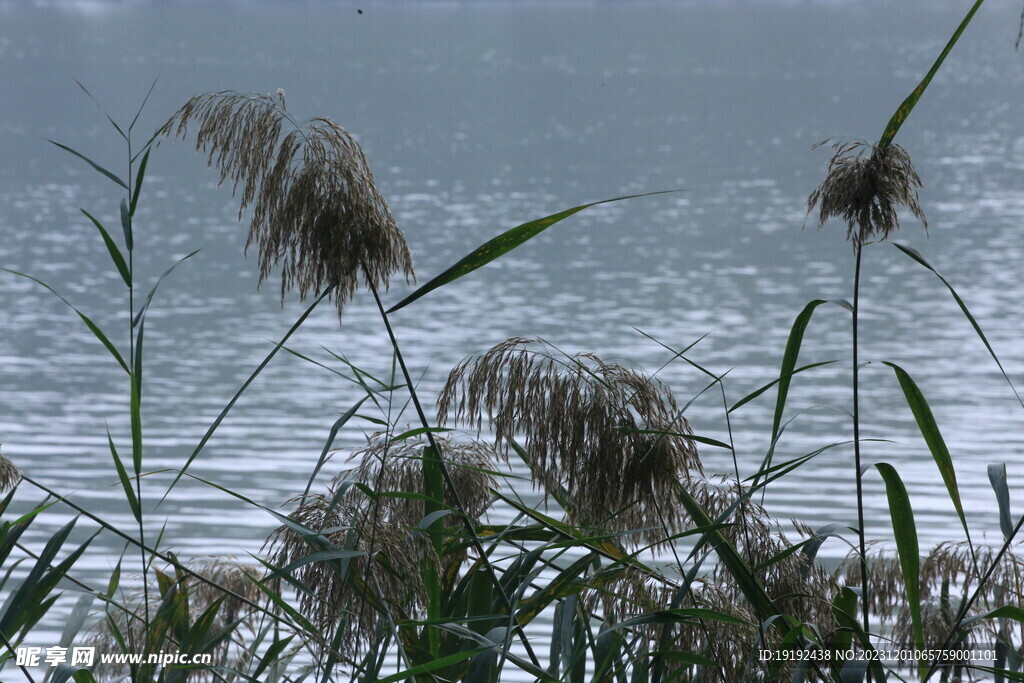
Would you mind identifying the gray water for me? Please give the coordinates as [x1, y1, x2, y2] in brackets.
[2, 0, 1024, 666]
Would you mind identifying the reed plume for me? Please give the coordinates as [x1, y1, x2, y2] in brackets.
[263, 433, 498, 654]
[161, 91, 414, 317]
[438, 338, 701, 544]
[0, 446, 21, 493]
[808, 140, 926, 246]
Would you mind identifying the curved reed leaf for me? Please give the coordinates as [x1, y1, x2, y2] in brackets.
[515, 553, 597, 625]
[0, 269, 129, 374]
[966, 605, 1024, 627]
[386, 191, 677, 314]
[131, 249, 201, 328]
[47, 139, 128, 189]
[301, 396, 369, 498]
[675, 487, 781, 633]
[79, 209, 131, 287]
[728, 361, 836, 414]
[878, 0, 987, 148]
[882, 361, 974, 560]
[119, 198, 133, 252]
[129, 148, 149, 217]
[106, 427, 140, 522]
[374, 648, 488, 683]
[987, 463, 1014, 542]
[754, 299, 831, 489]
[874, 463, 923, 652]
[893, 242, 1024, 410]
[161, 287, 331, 500]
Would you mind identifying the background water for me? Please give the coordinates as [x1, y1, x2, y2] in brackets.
[2, 0, 1024, 660]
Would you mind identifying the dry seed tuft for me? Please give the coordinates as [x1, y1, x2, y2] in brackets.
[839, 540, 1024, 656]
[0, 447, 21, 494]
[334, 432, 498, 526]
[264, 433, 499, 654]
[808, 140, 926, 246]
[438, 337, 701, 544]
[161, 91, 414, 318]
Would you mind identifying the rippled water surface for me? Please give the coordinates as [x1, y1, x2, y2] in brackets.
[2, 0, 1024, 659]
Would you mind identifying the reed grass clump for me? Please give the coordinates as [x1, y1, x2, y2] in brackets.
[438, 337, 701, 544]
[161, 91, 414, 317]
[808, 140, 927, 245]
[840, 540, 1024, 653]
[89, 558, 264, 681]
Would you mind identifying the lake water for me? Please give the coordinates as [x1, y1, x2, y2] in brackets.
[2, 0, 1024, 668]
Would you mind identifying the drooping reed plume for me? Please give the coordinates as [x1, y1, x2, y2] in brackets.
[0, 446, 21, 493]
[263, 433, 498, 654]
[808, 139, 926, 246]
[438, 338, 701, 544]
[161, 91, 414, 317]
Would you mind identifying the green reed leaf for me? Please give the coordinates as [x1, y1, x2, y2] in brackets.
[676, 486, 782, 633]
[875, 463, 923, 654]
[107, 427, 140, 522]
[386, 191, 677, 313]
[74, 78, 126, 141]
[80, 209, 131, 287]
[883, 361, 974, 557]
[47, 139, 128, 189]
[515, 553, 597, 625]
[129, 76, 159, 134]
[162, 288, 331, 500]
[1, 269, 130, 374]
[753, 299, 833, 489]
[119, 198, 133, 252]
[893, 242, 1024, 410]
[132, 249, 200, 328]
[728, 361, 836, 414]
[878, 0, 986, 148]
[987, 463, 1014, 542]
[301, 396, 369, 498]
[130, 148, 150, 217]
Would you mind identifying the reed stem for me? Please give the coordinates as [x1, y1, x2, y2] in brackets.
[365, 277, 543, 670]
[852, 243, 870, 636]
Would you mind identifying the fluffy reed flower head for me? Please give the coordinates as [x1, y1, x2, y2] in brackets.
[0, 447, 21, 493]
[161, 90, 414, 318]
[264, 433, 499, 654]
[437, 338, 701, 544]
[334, 432, 499, 526]
[808, 140, 927, 246]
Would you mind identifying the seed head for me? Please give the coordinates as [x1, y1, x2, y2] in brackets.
[438, 338, 701, 545]
[161, 91, 414, 318]
[0, 447, 21, 494]
[264, 433, 499, 655]
[808, 140, 926, 246]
